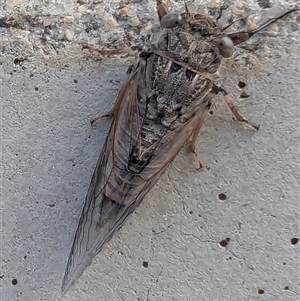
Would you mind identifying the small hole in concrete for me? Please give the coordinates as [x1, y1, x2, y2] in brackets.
[219, 239, 229, 247]
[189, 210, 193, 215]
[218, 193, 227, 201]
[158, 112, 164, 119]
[118, 250, 124, 255]
[12, 279, 18, 285]
[238, 81, 246, 88]
[208, 110, 214, 115]
[142, 261, 148, 268]
[14, 58, 21, 65]
[73, 79, 78, 84]
[291, 238, 298, 245]
[35, 87, 39, 91]
[257, 289, 264, 294]
[284, 286, 289, 290]
[240, 91, 250, 98]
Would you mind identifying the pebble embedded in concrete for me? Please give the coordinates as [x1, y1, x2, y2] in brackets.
[65, 29, 74, 41]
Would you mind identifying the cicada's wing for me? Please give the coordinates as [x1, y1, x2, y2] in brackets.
[61, 65, 141, 294]
[62, 55, 211, 294]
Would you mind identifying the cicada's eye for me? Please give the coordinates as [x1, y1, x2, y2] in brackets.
[160, 13, 182, 28]
[217, 37, 235, 58]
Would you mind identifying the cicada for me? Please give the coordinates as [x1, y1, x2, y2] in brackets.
[62, 0, 298, 293]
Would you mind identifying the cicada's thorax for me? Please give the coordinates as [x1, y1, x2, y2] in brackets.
[137, 13, 225, 149]
[179, 12, 221, 34]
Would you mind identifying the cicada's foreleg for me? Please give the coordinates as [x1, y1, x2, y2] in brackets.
[227, 7, 299, 46]
[219, 87, 260, 130]
[157, 1, 185, 29]
[156, 0, 169, 23]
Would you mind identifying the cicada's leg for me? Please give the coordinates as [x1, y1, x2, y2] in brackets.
[90, 100, 120, 126]
[219, 88, 260, 130]
[189, 114, 207, 170]
[157, 1, 185, 29]
[156, 0, 169, 23]
[82, 45, 144, 57]
[91, 76, 131, 126]
[227, 7, 299, 46]
[88, 44, 143, 127]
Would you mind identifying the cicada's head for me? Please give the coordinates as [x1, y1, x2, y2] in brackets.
[159, 11, 235, 59]
[158, 2, 298, 60]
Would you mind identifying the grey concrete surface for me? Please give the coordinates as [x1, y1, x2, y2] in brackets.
[1, 0, 299, 301]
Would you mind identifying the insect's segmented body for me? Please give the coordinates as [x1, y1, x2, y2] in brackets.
[62, 1, 298, 293]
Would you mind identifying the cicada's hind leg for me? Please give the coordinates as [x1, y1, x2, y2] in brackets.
[219, 87, 260, 130]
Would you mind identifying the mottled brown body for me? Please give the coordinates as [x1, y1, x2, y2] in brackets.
[62, 1, 298, 294]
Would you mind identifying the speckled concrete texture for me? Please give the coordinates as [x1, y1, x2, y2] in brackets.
[1, 0, 299, 300]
